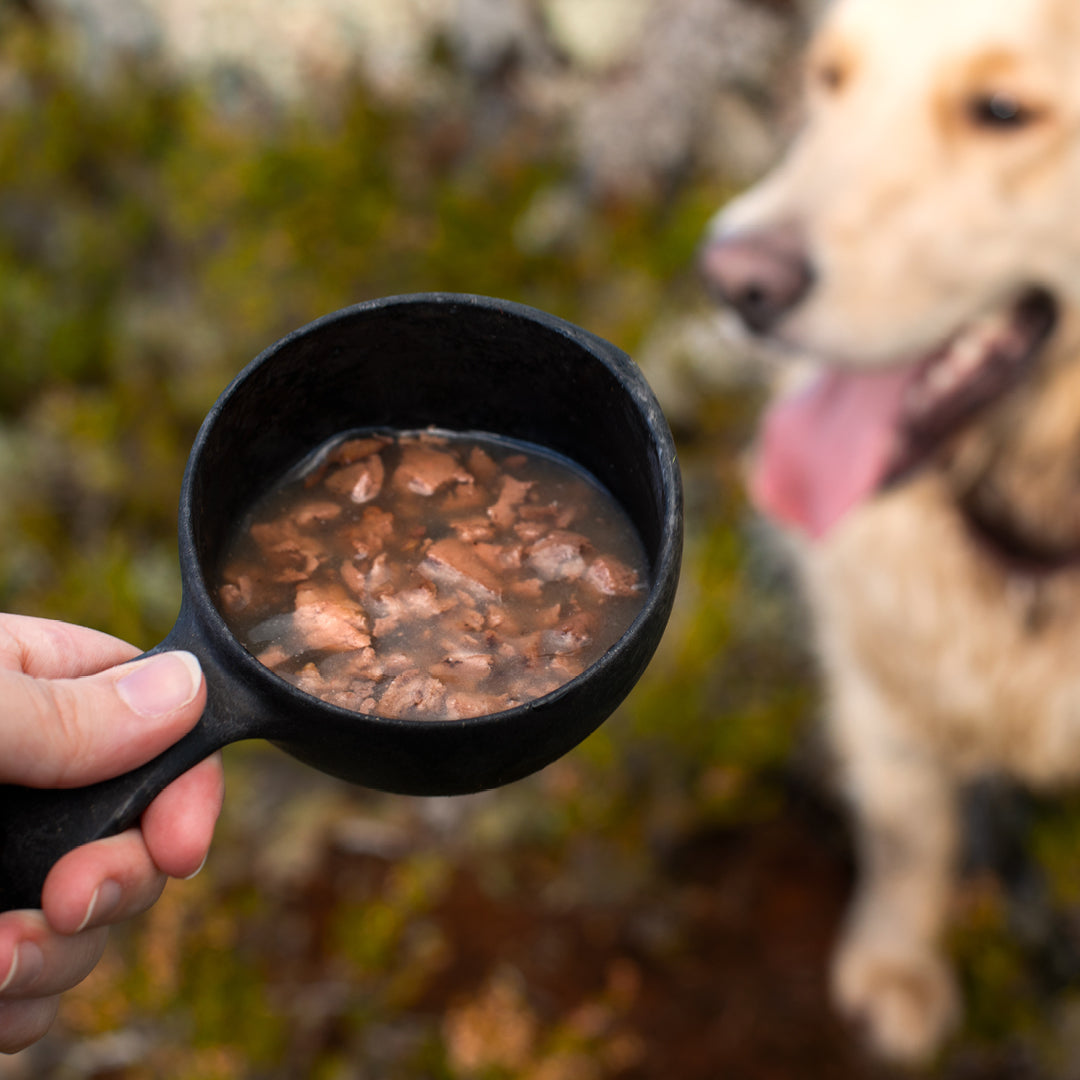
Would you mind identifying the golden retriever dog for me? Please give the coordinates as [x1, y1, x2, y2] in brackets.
[700, 0, 1080, 1064]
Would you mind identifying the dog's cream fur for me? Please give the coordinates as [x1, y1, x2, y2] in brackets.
[705, 0, 1080, 1063]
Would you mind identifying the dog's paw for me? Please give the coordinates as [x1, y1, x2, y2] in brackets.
[831, 936, 960, 1064]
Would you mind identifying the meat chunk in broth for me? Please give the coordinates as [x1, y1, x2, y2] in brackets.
[218, 429, 648, 720]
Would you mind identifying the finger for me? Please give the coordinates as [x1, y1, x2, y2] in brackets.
[0, 910, 107, 999]
[141, 753, 225, 879]
[0, 997, 60, 1053]
[0, 614, 139, 679]
[38, 758, 224, 933]
[40, 831, 168, 937]
[0, 651, 206, 787]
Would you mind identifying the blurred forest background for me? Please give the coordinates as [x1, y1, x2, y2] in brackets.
[4, 1, 1080, 1077]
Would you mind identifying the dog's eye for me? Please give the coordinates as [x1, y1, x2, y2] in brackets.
[814, 61, 847, 93]
[966, 92, 1041, 130]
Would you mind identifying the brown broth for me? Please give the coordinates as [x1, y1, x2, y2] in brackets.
[216, 428, 649, 720]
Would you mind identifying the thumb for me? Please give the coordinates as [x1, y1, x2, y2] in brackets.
[0, 651, 206, 788]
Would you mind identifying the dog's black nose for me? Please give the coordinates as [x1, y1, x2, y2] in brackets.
[700, 226, 814, 334]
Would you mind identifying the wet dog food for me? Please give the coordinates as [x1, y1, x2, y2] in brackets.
[216, 429, 649, 720]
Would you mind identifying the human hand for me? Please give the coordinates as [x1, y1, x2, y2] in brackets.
[0, 613, 225, 1053]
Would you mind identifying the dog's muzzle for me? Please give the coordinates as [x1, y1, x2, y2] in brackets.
[699, 224, 815, 335]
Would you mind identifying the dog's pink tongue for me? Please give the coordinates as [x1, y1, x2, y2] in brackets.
[749, 366, 913, 539]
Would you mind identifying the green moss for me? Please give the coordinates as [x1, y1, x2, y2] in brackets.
[333, 854, 452, 977]
[0, 16, 732, 643]
[947, 881, 1049, 1060]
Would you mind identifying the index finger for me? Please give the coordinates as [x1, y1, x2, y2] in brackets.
[0, 615, 140, 680]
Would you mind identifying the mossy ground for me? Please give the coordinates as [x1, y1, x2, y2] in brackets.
[2, 10, 1079, 1079]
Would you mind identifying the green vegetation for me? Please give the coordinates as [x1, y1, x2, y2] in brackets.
[5, 9, 1080, 1079]
[0, 15, 723, 643]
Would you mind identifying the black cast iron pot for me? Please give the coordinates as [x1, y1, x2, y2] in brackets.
[0, 293, 683, 911]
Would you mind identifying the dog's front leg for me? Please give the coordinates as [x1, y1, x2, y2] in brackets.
[827, 673, 962, 1064]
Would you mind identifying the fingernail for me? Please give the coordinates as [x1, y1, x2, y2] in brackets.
[75, 880, 123, 934]
[0, 942, 44, 995]
[117, 652, 202, 718]
[183, 853, 209, 882]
